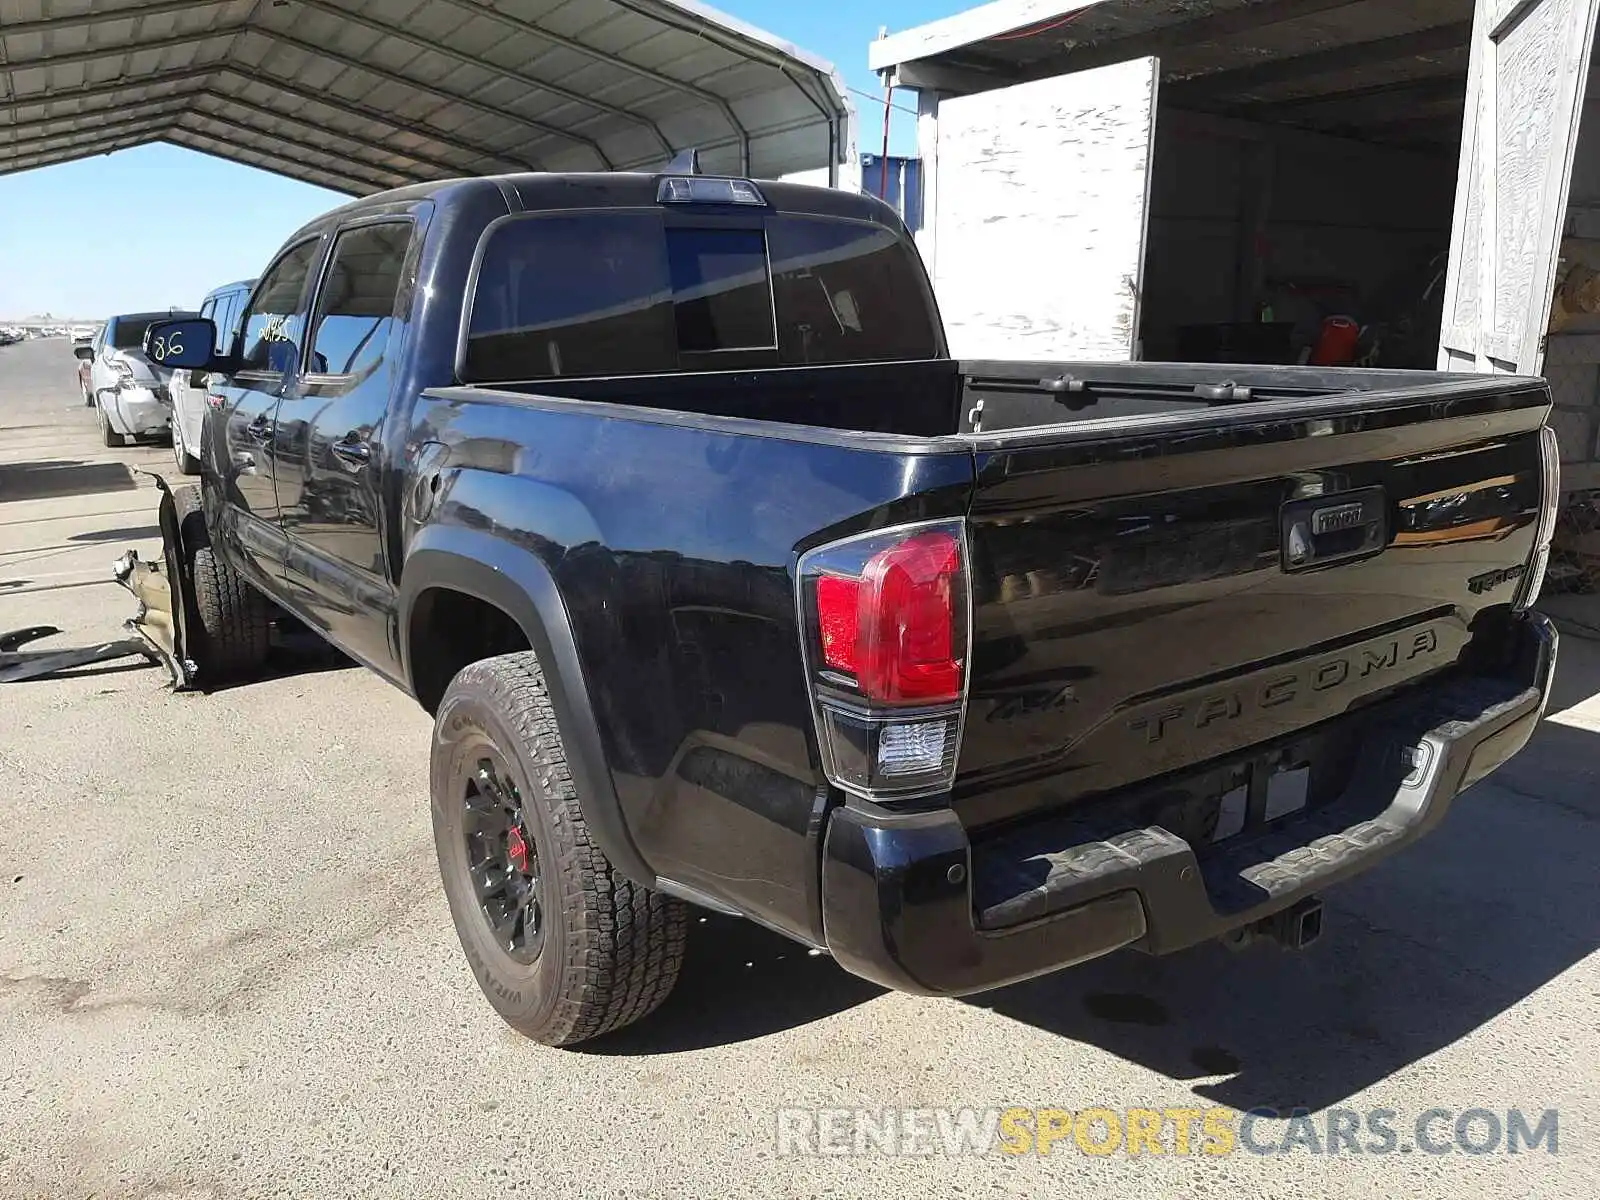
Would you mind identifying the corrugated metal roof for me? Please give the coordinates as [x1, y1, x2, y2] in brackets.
[0, 0, 854, 193]
[869, 0, 1471, 152]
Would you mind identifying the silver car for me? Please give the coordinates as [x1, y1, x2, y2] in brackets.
[79, 310, 197, 448]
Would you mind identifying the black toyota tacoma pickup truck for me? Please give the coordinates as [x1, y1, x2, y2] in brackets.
[142, 167, 1560, 1047]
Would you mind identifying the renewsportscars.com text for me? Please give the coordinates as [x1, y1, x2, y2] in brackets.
[775, 1105, 1560, 1158]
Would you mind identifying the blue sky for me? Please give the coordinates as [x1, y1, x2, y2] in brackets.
[0, 0, 967, 320]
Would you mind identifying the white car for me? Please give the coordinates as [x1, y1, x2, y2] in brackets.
[79, 311, 197, 448]
[168, 279, 253, 474]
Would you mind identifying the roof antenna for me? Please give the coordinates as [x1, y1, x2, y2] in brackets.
[664, 147, 702, 175]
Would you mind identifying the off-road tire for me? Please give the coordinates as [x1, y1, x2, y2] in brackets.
[98, 401, 127, 447]
[172, 485, 270, 683]
[431, 651, 687, 1047]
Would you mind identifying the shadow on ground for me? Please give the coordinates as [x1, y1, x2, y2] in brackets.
[67, 524, 160, 543]
[199, 623, 360, 694]
[586, 913, 882, 1055]
[0, 459, 134, 502]
[580, 637, 1600, 1093]
[967, 638, 1600, 1113]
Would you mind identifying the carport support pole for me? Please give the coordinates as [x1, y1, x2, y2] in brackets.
[914, 87, 943, 277]
[880, 81, 894, 198]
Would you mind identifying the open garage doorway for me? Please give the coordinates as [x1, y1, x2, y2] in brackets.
[1137, 14, 1472, 371]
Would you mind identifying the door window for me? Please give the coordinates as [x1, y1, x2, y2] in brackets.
[216, 290, 243, 353]
[306, 222, 411, 378]
[239, 241, 320, 375]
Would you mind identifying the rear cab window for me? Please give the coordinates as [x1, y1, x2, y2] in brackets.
[461, 202, 939, 383]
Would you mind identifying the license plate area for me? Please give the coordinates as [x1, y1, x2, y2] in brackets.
[1038, 707, 1376, 857]
[1211, 755, 1312, 844]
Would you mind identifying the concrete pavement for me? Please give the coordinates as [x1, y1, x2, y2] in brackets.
[0, 336, 1596, 1198]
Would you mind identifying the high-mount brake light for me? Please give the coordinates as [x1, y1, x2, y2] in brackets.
[656, 176, 766, 206]
[798, 520, 970, 802]
[1515, 424, 1562, 610]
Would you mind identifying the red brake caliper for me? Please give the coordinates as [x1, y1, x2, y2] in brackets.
[506, 826, 529, 874]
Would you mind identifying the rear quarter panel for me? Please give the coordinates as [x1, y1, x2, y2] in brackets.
[404, 390, 973, 944]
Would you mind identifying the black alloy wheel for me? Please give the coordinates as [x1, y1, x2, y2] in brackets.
[429, 650, 688, 1046]
[461, 750, 544, 965]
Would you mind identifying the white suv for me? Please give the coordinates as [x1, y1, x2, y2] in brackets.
[169, 279, 253, 473]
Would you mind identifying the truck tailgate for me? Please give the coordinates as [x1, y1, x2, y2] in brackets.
[954, 376, 1552, 835]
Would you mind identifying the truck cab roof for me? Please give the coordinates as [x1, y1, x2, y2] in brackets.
[283, 171, 909, 246]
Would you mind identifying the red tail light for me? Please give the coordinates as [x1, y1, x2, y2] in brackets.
[799, 519, 970, 802]
[814, 530, 963, 703]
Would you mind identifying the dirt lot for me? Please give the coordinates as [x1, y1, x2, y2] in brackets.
[1, 335, 1597, 1198]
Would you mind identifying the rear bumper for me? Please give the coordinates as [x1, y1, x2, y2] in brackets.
[819, 611, 1557, 997]
[106, 385, 172, 436]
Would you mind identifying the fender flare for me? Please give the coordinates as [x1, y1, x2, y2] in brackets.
[398, 526, 656, 888]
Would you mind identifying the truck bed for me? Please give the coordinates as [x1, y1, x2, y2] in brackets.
[477, 356, 1537, 440]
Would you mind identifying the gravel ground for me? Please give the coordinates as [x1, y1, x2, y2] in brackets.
[1, 336, 1596, 1199]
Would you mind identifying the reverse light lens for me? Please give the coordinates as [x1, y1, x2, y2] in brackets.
[815, 708, 958, 794]
[877, 720, 951, 777]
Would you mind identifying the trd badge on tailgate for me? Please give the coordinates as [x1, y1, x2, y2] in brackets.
[1280, 486, 1387, 572]
[1312, 502, 1367, 534]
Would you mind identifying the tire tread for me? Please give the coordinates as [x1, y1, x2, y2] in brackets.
[442, 651, 686, 1045]
[172, 486, 270, 681]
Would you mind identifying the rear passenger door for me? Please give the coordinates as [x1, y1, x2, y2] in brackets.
[276, 218, 414, 678]
[210, 238, 322, 591]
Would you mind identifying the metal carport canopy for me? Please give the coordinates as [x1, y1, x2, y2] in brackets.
[0, 0, 854, 195]
[870, 0, 1475, 154]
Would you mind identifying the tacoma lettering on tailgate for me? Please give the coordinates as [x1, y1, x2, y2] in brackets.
[1116, 621, 1458, 761]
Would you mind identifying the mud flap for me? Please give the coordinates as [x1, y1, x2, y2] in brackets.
[112, 471, 201, 690]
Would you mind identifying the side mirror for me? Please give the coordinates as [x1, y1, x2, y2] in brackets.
[143, 318, 225, 371]
[72, 344, 94, 362]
